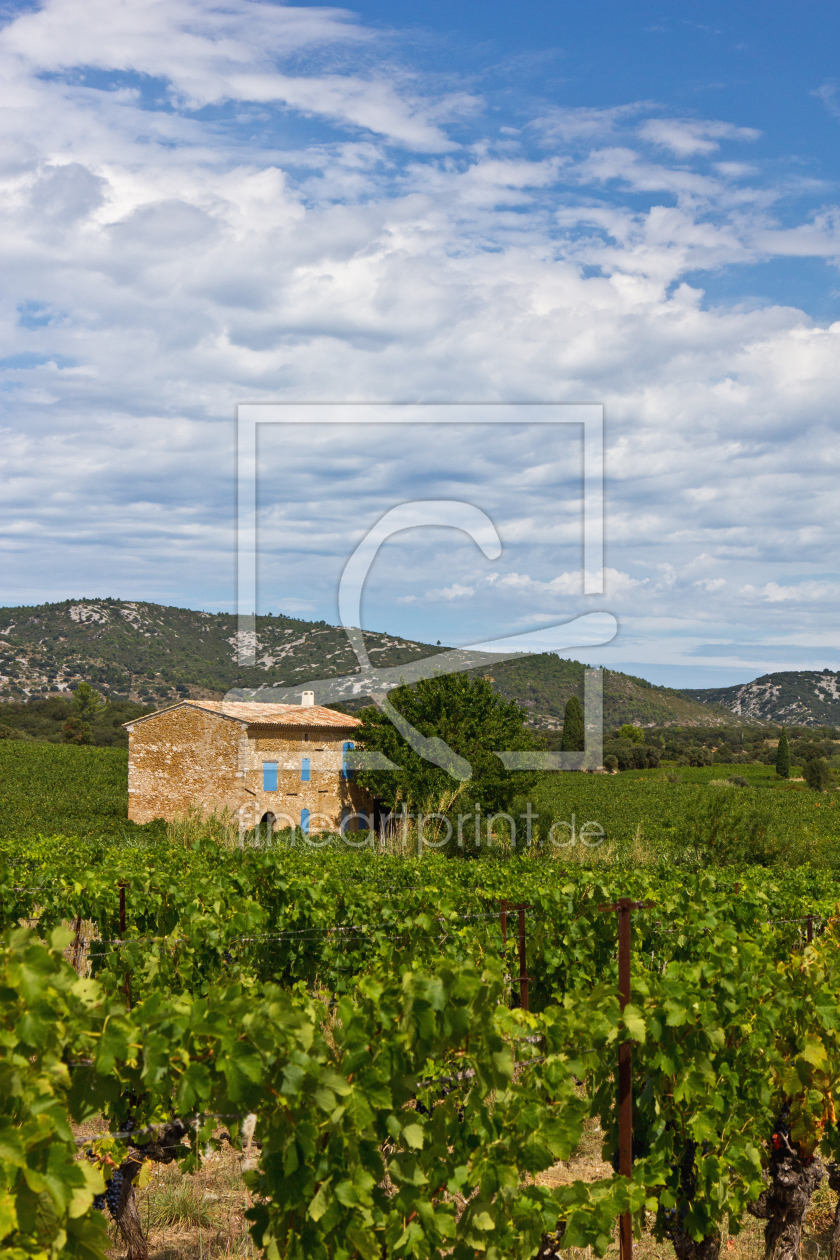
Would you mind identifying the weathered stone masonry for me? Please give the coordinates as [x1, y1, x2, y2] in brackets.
[124, 700, 373, 832]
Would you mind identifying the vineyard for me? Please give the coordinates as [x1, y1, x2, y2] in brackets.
[4, 740, 840, 864]
[4, 834, 840, 1260]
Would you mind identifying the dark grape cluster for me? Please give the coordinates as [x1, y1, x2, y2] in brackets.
[105, 1168, 124, 1218]
[658, 1205, 678, 1238]
[92, 1193, 107, 1212]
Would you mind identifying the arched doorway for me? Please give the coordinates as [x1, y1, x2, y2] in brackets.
[260, 811, 276, 842]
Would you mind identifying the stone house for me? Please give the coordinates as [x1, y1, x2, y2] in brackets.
[123, 694, 373, 835]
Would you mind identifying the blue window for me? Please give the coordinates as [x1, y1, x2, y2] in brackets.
[262, 762, 277, 792]
[301, 757, 310, 782]
[300, 808, 310, 835]
[341, 741, 354, 780]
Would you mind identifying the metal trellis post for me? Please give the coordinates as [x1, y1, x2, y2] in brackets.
[598, 896, 654, 1260]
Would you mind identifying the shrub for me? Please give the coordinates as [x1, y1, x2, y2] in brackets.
[603, 754, 618, 773]
[62, 716, 91, 744]
[603, 737, 634, 770]
[804, 757, 832, 793]
[665, 787, 781, 866]
[677, 744, 712, 767]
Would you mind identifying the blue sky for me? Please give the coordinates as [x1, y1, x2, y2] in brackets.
[0, 0, 839, 687]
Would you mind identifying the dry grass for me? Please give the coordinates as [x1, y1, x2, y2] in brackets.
[73, 1120, 254, 1260]
[167, 805, 241, 850]
[131, 1145, 255, 1260]
[534, 1118, 838, 1260]
[78, 1114, 839, 1260]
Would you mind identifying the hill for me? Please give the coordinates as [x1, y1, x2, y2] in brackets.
[468, 655, 746, 731]
[684, 671, 840, 728]
[0, 598, 743, 732]
[0, 599, 445, 705]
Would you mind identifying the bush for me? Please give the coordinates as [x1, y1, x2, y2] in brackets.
[603, 754, 618, 773]
[677, 744, 713, 768]
[665, 788, 781, 866]
[603, 737, 634, 770]
[804, 757, 832, 793]
[631, 744, 660, 769]
[603, 739, 660, 771]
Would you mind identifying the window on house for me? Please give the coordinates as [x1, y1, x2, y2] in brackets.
[300, 808, 310, 836]
[301, 757, 310, 782]
[262, 762, 278, 792]
[341, 741, 354, 780]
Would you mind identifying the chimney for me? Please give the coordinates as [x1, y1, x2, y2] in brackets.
[301, 690, 315, 707]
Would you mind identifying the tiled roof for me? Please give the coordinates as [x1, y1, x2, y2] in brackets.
[123, 700, 362, 729]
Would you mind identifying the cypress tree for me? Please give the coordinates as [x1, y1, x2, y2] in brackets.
[775, 728, 790, 779]
[561, 694, 586, 752]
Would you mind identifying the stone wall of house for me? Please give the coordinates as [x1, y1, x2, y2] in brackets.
[243, 724, 371, 834]
[126, 705, 245, 824]
[126, 705, 372, 832]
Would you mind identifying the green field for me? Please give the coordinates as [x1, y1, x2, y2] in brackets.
[0, 740, 164, 842]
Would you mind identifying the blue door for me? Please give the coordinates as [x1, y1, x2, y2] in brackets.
[300, 808, 310, 836]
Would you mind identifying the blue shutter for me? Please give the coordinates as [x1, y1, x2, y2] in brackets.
[300, 808, 310, 835]
[301, 757, 310, 782]
[262, 762, 277, 792]
[341, 741, 354, 780]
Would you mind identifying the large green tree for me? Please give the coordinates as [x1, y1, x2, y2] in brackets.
[355, 673, 541, 817]
[560, 694, 585, 751]
[775, 728, 790, 779]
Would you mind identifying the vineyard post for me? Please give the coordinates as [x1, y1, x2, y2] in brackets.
[598, 897, 654, 1260]
[71, 913, 83, 973]
[118, 883, 130, 1006]
[517, 904, 529, 1012]
[500, 898, 507, 943]
[807, 914, 814, 944]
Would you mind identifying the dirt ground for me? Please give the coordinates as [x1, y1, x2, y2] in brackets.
[78, 1113, 839, 1260]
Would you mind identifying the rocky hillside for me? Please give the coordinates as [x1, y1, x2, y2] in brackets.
[0, 599, 444, 706]
[684, 671, 840, 728]
[0, 598, 743, 730]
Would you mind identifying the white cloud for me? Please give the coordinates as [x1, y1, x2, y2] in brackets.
[638, 118, 761, 157]
[0, 1, 838, 680]
[427, 583, 476, 601]
[741, 581, 840, 603]
[812, 82, 840, 120]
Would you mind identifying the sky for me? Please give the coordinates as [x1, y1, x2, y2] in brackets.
[1, 0, 839, 687]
